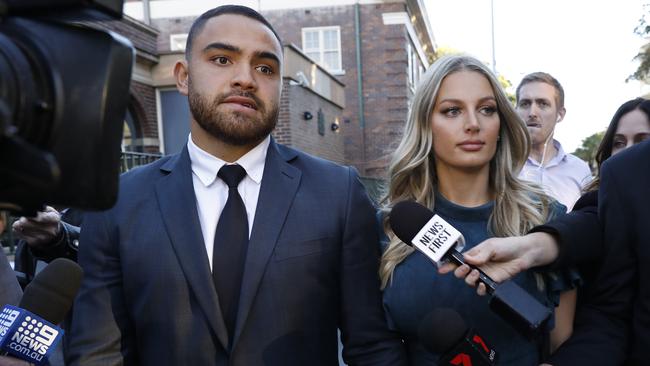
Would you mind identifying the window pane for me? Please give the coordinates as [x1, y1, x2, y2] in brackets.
[323, 29, 339, 49]
[303, 31, 319, 50]
[306, 51, 321, 63]
[324, 51, 340, 70]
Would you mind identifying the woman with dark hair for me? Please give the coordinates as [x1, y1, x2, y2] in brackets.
[585, 97, 650, 191]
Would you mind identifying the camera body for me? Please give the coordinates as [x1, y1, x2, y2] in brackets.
[0, 0, 133, 214]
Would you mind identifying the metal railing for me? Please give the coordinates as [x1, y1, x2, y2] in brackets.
[120, 151, 162, 173]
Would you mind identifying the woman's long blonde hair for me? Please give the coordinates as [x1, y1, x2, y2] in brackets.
[380, 55, 552, 288]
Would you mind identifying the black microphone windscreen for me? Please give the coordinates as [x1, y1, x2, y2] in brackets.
[389, 201, 434, 244]
[19, 258, 83, 324]
[418, 308, 468, 354]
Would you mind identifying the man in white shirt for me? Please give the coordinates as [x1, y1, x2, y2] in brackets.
[516, 72, 591, 211]
[67, 5, 406, 366]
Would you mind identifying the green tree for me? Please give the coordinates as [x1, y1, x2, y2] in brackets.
[573, 131, 605, 172]
[628, 4, 650, 81]
[434, 47, 516, 104]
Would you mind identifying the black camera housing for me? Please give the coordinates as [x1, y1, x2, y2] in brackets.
[0, 0, 133, 214]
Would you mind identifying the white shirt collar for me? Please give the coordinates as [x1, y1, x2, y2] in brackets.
[187, 134, 270, 187]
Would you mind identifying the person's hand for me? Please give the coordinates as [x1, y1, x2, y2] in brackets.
[12, 206, 62, 248]
[438, 232, 560, 295]
[0, 355, 33, 365]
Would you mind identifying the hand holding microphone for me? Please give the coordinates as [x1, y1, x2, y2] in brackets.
[389, 201, 552, 339]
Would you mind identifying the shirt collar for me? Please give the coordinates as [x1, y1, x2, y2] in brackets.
[526, 139, 567, 167]
[187, 134, 269, 187]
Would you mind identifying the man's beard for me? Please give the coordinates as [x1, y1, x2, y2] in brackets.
[188, 83, 278, 146]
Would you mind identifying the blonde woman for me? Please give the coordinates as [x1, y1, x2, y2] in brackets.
[379, 55, 578, 365]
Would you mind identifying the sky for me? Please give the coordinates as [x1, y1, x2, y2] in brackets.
[425, 0, 648, 152]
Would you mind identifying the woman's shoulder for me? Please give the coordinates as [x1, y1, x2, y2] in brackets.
[524, 191, 566, 217]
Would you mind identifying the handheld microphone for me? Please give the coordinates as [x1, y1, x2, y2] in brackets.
[418, 308, 496, 366]
[0, 258, 83, 365]
[389, 201, 551, 339]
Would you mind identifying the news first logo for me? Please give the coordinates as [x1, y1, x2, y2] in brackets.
[412, 215, 465, 263]
[0, 305, 63, 366]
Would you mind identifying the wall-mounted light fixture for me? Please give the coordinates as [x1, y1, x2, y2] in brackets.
[331, 117, 340, 133]
[303, 111, 313, 120]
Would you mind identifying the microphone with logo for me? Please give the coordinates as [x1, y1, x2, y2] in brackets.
[418, 308, 496, 366]
[389, 200, 551, 339]
[0, 258, 83, 365]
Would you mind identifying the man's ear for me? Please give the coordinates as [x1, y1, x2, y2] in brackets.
[174, 60, 190, 96]
[556, 107, 566, 123]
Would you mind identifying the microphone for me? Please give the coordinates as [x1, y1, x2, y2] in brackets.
[0, 258, 83, 365]
[418, 308, 496, 366]
[389, 201, 551, 339]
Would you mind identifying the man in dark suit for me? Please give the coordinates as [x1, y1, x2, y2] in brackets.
[66, 5, 405, 366]
[442, 139, 650, 365]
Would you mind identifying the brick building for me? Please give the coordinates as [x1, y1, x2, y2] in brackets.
[121, 0, 436, 186]
[91, 16, 161, 154]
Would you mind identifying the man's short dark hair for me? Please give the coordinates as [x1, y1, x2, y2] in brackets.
[516, 72, 565, 109]
[185, 5, 282, 60]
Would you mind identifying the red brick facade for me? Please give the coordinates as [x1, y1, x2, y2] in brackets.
[263, 3, 423, 179]
[125, 3, 429, 178]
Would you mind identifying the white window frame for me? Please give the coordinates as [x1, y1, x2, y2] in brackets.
[301, 26, 343, 74]
[170, 33, 188, 52]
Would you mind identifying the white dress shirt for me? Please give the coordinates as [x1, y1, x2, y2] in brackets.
[187, 134, 269, 270]
[519, 139, 592, 211]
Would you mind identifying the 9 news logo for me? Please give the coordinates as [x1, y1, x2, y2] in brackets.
[0, 308, 20, 337]
[0, 305, 61, 365]
[12, 315, 59, 354]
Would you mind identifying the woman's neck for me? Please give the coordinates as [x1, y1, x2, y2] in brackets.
[435, 165, 492, 207]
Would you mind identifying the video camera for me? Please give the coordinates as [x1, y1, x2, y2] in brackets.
[0, 0, 134, 215]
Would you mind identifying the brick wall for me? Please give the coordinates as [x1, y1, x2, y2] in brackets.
[273, 79, 292, 146]
[84, 16, 161, 153]
[91, 17, 159, 58]
[358, 3, 409, 179]
[265, 3, 410, 179]
[130, 81, 159, 153]
[273, 79, 345, 165]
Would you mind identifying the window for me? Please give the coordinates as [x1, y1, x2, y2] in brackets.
[159, 89, 190, 155]
[302, 26, 342, 73]
[407, 41, 421, 90]
[170, 33, 188, 52]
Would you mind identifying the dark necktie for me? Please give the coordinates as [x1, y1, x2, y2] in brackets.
[212, 164, 249, 343]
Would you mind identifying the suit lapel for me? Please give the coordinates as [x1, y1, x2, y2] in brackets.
[233, 140, 301, 347]
[155, 147, 230, 351]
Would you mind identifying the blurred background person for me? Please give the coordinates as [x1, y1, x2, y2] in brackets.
[516, 72, 592, 211]
[379, 55, 578, 365]
[0, 211, 22, 307]
[584, 97, 650, 192]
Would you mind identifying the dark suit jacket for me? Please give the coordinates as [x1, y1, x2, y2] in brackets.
[537, 140, 650, 365]
[67, 140, 406, 366]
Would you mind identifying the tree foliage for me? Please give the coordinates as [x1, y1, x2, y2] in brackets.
[433, 47, 516, 104]
[628, 4, 650, 82]
[572, 131, 605, 172]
